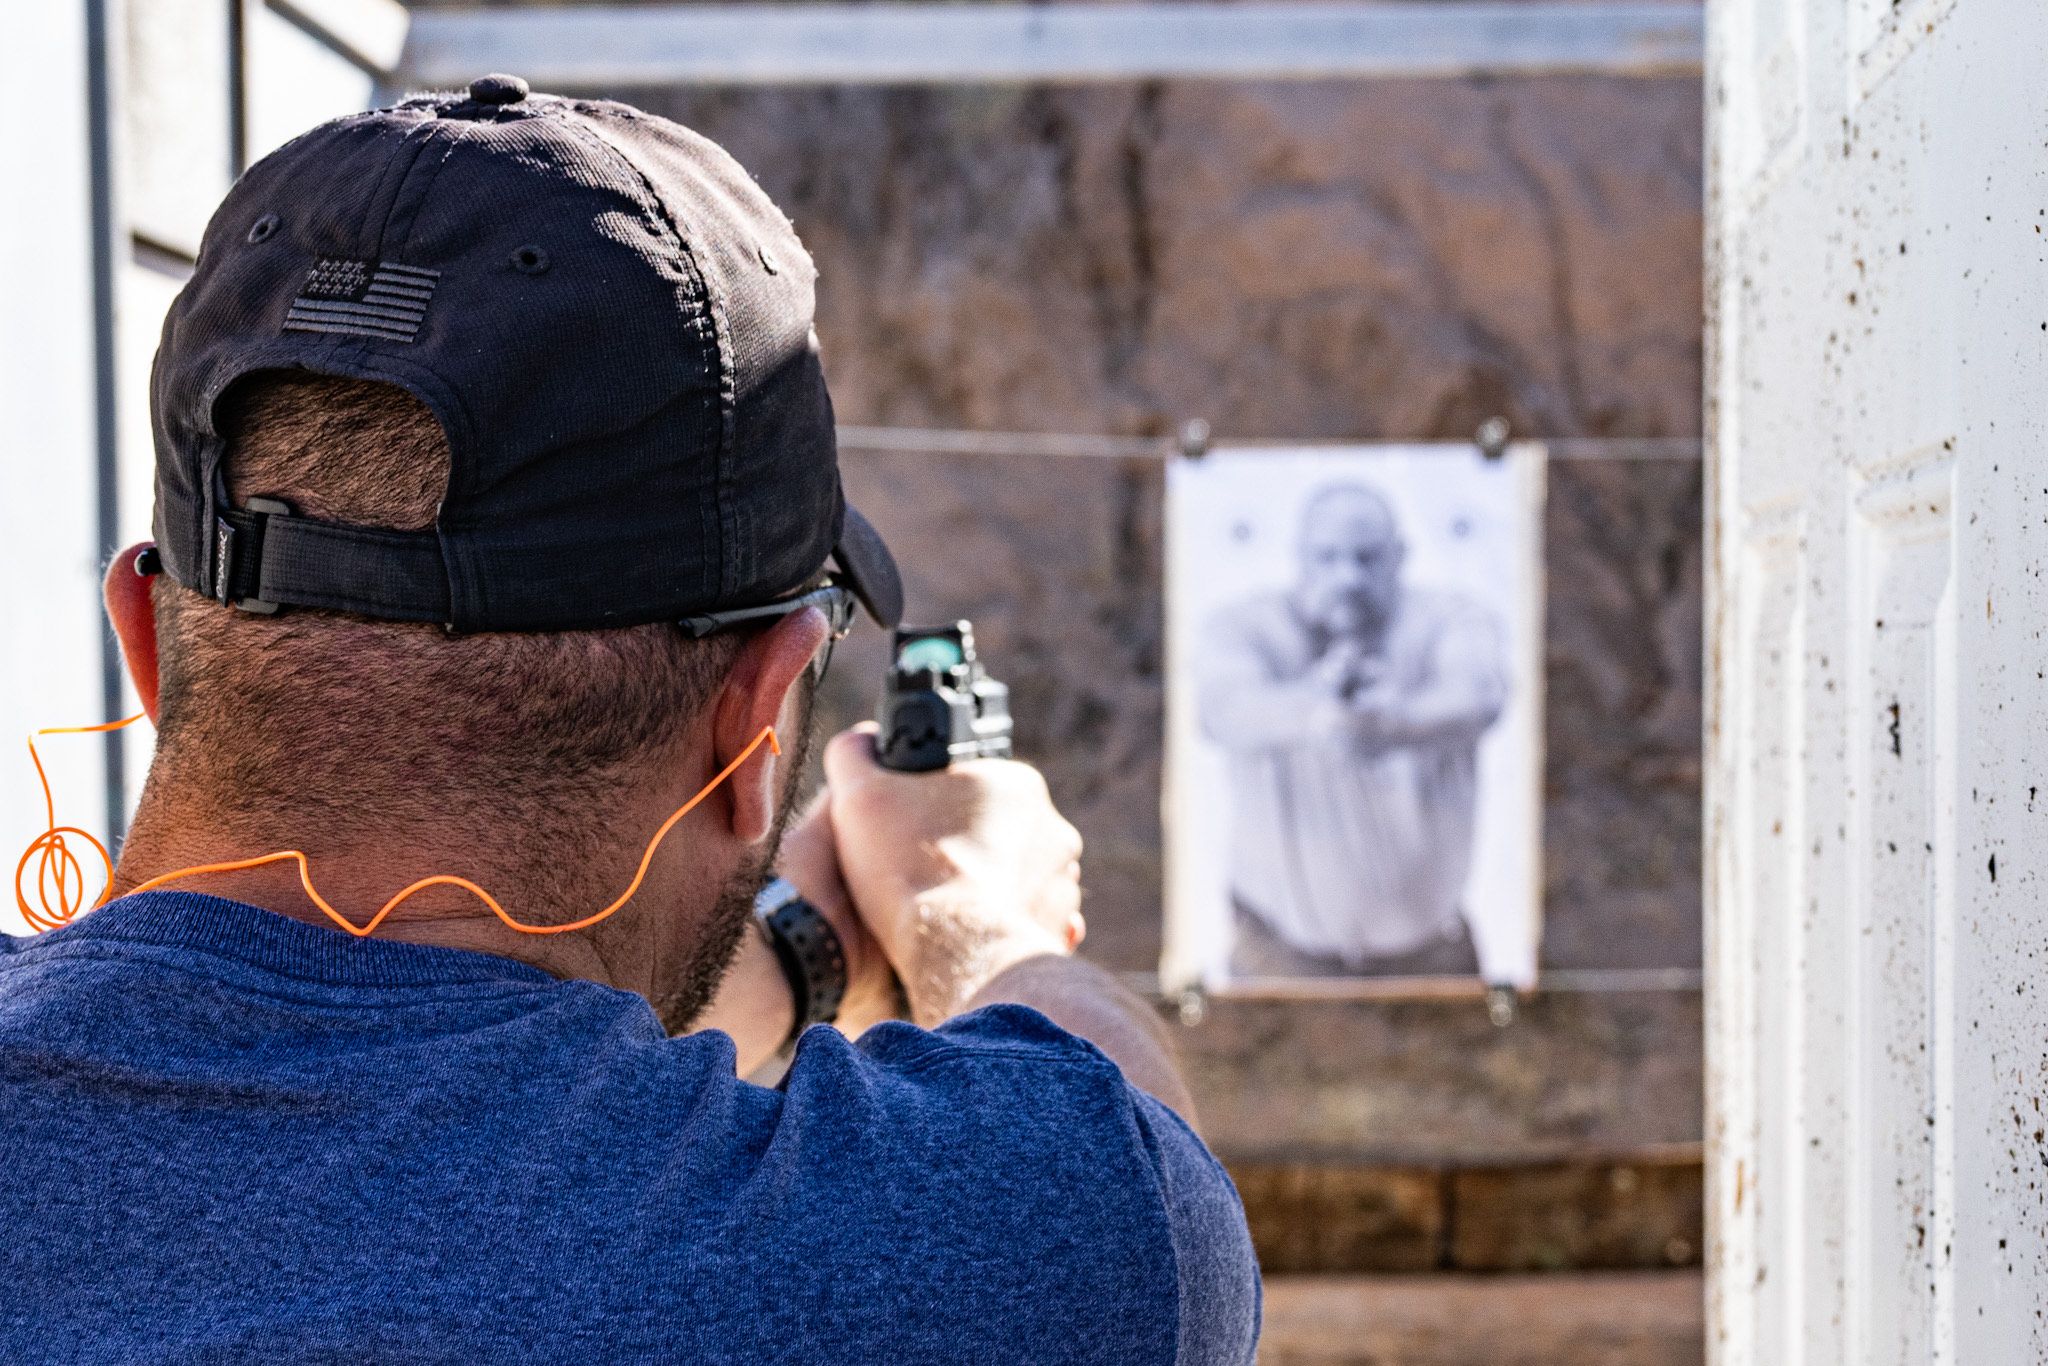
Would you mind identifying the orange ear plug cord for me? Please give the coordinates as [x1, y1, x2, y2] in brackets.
[14, 713, 778, 938]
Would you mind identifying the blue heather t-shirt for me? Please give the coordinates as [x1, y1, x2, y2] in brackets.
[0, 893, 1258, 1363]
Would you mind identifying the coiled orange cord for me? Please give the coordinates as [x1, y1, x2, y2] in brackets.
[15, 713, 778, 939]
[14, 716, 136, 933]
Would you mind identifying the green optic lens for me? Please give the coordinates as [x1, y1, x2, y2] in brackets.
[897, 636, 965, 672]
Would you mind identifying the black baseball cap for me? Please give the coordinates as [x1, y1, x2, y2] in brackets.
[150, 74, 901, 634]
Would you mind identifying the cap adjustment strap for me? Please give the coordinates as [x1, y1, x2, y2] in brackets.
[214, 498, 452, 623]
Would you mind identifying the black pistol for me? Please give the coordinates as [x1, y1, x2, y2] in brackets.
[876, 622, 1013, 771]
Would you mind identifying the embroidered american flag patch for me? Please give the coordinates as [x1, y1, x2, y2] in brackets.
[283, 258, 440, 343]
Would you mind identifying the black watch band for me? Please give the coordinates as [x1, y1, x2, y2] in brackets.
[754, 879, 847, 1045]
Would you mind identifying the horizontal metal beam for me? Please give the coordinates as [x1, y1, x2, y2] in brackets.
[837, 425, 1702, 462]
[398, 3, 1703, 89]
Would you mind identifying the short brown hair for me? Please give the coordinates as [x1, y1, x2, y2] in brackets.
[149, 375, 745, 903]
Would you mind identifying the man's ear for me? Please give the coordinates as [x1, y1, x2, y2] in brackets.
[710, 607, 829, 845]
[104, 542, 161, 723]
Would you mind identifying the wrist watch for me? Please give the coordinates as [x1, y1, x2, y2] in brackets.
[753, 878, 847, 1048]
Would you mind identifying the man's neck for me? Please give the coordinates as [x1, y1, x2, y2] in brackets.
[110, 798, 628, 983]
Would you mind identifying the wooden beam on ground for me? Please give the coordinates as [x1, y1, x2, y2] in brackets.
[1232, 1149, 1704, 1273]
[1258, 1271, 1704, 1366]
[396, 3, 1705, 90]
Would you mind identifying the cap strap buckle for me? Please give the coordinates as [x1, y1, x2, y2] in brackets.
[214, 496, 292, 615]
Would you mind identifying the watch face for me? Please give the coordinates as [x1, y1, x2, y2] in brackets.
[753, 877, 803, 917]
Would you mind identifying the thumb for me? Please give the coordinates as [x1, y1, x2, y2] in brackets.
[822, 722, 883, 791]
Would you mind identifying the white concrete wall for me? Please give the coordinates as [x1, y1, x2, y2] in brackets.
[1, 0, 396, 934]
[1707, 0, 2048, 1359]
[0, 1, 118, 936]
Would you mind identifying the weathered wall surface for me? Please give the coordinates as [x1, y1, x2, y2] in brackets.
[1541, 459, 1702, 971]
[1183, 986, 1703, 1165]
[640, 79, 1702, 441]
[615, 78, 1706, 973]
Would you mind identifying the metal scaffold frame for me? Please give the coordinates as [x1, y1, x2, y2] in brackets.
[394, 2, 1703, 89]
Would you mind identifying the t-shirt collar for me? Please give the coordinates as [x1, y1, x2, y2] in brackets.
[12, 891, 556, 990]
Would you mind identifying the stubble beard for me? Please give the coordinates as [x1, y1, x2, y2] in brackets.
[648, 691, 817, 1035]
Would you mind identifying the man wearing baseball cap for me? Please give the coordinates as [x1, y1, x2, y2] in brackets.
[0, 79, 1257, 1362]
